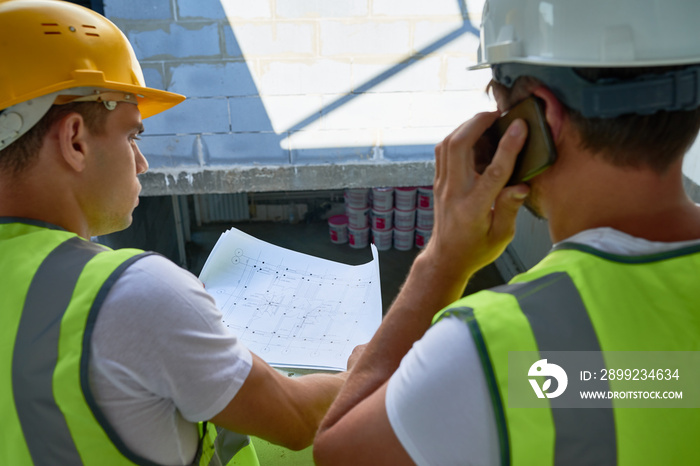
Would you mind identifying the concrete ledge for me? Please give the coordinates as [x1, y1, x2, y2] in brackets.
[139, 161, 435, 196]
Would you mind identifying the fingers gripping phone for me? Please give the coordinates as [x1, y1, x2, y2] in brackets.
[481, 96, 557, 186]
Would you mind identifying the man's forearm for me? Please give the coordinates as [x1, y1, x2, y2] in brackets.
[211, 355, 348, 451]
[318, 249, 471, 433]
[281, 372, 349, 450]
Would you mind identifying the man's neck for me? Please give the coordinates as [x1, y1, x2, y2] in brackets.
[546, 157, 700, 243]
[0, 170, 90, 239]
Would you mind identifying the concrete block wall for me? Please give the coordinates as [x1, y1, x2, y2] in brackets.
[103, 0, 493, 195]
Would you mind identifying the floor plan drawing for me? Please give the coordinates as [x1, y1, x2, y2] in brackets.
[200, 228, 382, 371]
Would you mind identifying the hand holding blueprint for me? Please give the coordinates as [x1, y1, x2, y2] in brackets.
[199, 227, 382, 371]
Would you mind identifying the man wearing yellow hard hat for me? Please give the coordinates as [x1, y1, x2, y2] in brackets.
[314, 0, 700, 464]
[0, 1, 358, 464]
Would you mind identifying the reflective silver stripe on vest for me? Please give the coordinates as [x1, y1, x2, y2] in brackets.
[493, 272, 616, 466]
[12, 237, 106, 465]
[209, 428, 250, 466]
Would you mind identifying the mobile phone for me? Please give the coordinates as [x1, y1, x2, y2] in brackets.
[483, 96, 557, 186]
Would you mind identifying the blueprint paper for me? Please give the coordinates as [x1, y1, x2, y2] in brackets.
[199, 227, 382, 371]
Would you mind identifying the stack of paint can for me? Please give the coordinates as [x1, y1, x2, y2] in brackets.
[343, 188, 370, 248]
[338, 186, 434, 250]
[370, 187, 394, 251]
[328, 214, 349, 244]
[392, 187, 417, 251]
[415, 186, 434, 249]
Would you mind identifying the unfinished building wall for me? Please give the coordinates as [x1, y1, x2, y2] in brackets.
[103, 0, 491, 195]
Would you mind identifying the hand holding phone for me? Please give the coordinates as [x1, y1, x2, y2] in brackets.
[480, 96, 557, 186]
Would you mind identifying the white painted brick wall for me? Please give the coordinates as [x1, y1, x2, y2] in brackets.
[170, 63, 259, 97]
[203, 133, 288, 165]
[128, 23, 221, 60]
[372, 0, 462, 17]
[105, 0, 172, 20]
[137, 135, 200, 167]
[103, 0, 493, 194]
[276, 0, 369, 19]
[446, 60, 492, 91]
[261, 95, 324, 134]
[217, 0, 273, 21]
[351, 56, 442, 93]
[228, 97, 275, 132]
[410, 91, 493, 128]
[289, 129, 377, 164]
[144, 98, 230, 135]
[234, 22, 316, 57]
[320, 20, 411, 57]
[257, 59, 353, 96]
[176, 0, 232, 20]
[413, 19, 482, 56]
[320, 93, 413, 130]
[140, 65, 167, 91]
[381, 126, 455, 149]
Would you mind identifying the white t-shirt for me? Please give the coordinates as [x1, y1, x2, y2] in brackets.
[88, 254, 253, 465]
[385, 228, 700, 465]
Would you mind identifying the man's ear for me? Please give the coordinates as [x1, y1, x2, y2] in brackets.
[57, 113, 89, 173]
[531, 86, 566, 143]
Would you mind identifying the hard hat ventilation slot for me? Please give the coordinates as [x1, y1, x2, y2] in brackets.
[82, 24, 99, 37]
[41, 23, 61, 35]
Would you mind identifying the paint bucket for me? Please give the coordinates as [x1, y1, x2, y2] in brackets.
[395, 186, 417, 211]
[372, 228, 393, 251]
[348, 226, 370, 249]
[393, 208, 416, 231]
[371, 208, 393, 231]
[344, 188, 370, 209]
[415, 227, 432, 249]
[346, 206, 369, 229]
[371, 187, 394, 211]
[328, 215, 348, 244]
[394, 228, 415, 251]
[416, 207, 434, 230]
[417, 186, 434, 209]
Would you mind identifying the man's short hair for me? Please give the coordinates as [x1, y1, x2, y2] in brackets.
[0, 102, 111, 175]
[490, 65, 700, 174]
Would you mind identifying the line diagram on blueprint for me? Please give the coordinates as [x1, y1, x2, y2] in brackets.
[200, 228, 381, 371]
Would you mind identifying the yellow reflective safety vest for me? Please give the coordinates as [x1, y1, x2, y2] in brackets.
[0, 219, 259, 466]
[434, 240, 700, 465]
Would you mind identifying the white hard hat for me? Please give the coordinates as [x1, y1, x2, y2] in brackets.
[474, 0, 700, 68]
[473, 0, 700, 118]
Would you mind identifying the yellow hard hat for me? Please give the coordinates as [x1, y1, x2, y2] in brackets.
[0, 0, 184, 118]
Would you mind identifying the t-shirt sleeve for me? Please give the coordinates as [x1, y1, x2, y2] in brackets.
[385, 316, 501, 466]
[91, 254, 253, 423]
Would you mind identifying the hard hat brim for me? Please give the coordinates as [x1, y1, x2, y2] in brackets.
[0, 72, 185, 119]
